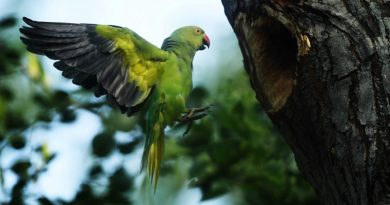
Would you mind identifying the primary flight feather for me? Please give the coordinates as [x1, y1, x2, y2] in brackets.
[19, 17, 210, 187]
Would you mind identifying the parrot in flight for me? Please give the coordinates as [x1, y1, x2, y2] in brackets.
[19, 17, 210, 187]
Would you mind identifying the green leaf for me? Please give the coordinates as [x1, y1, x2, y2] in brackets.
[89, 164, 103, 178]
[53, 90, 71, 109]
[0, 16, 16, 28]
[11, 160, 31, 176]
[38, 197, 54, 205]
[60, 108, 77, 123]
[4, 110, 28, 130]
[0, 87, 13, 101]
[109, 168, 132, 192]
[201, 181, 229, 201]
[117, 140, 139, 155]
[9, 135, 26, 150]
[92, 132, 115, 157]
[27, 53, 49, 89]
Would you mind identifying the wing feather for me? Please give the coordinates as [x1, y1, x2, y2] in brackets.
[54, 44, 96, 59]
[20, 17, 169, 114]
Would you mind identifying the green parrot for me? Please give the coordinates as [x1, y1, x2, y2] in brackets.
[19, 17, 210, 186]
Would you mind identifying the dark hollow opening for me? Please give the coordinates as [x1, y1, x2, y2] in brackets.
[257, 17, 298, 71]
[249, 16, 298, 112]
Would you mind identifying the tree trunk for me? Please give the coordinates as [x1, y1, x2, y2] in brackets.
[221, 1, 390, 204]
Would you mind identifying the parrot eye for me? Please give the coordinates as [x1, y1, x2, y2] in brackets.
[195, 28, 202, 34]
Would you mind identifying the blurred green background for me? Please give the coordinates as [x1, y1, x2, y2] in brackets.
[0, 1, 319, 204]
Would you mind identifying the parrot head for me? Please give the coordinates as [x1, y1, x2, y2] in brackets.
[169, 26, 210, 51]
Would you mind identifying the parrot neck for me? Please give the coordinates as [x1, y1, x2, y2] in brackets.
[161, 37, 197, 62]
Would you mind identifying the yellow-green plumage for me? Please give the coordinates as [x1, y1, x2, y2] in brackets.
[19, 17, 210, 188]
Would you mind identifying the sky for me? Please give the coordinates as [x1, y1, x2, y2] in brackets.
[0, 0, 242, 204]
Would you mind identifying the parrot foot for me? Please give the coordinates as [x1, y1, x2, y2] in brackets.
[177, 105, 215, 136]
[178, 105, 214, 123]
[178, 111, 209, 123]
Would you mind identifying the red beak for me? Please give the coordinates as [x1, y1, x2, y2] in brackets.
[203, 34, 210, 48]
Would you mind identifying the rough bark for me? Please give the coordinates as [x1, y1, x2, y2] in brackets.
[221, 1, 390, 205]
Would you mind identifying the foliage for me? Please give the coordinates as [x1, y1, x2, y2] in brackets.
[0, 16, 319, 205]
[162, 72, 319, 205]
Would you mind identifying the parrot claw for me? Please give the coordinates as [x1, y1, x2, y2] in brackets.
[177, 105, 215, 136]
[182, 122, 193, 136]
[182, 104, 215, 115]
[178, 104, 214, 124]
[175, 105, 215, 136]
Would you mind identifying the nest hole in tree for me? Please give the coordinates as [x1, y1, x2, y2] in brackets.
[250, 16, 298, 112]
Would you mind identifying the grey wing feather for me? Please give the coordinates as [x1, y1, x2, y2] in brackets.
[20, 17, 148, 115]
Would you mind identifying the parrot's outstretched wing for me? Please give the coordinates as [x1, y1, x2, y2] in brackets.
[20, 17, 169, 115]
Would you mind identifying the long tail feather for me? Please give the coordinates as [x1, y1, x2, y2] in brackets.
[142, 110, 165, 189]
